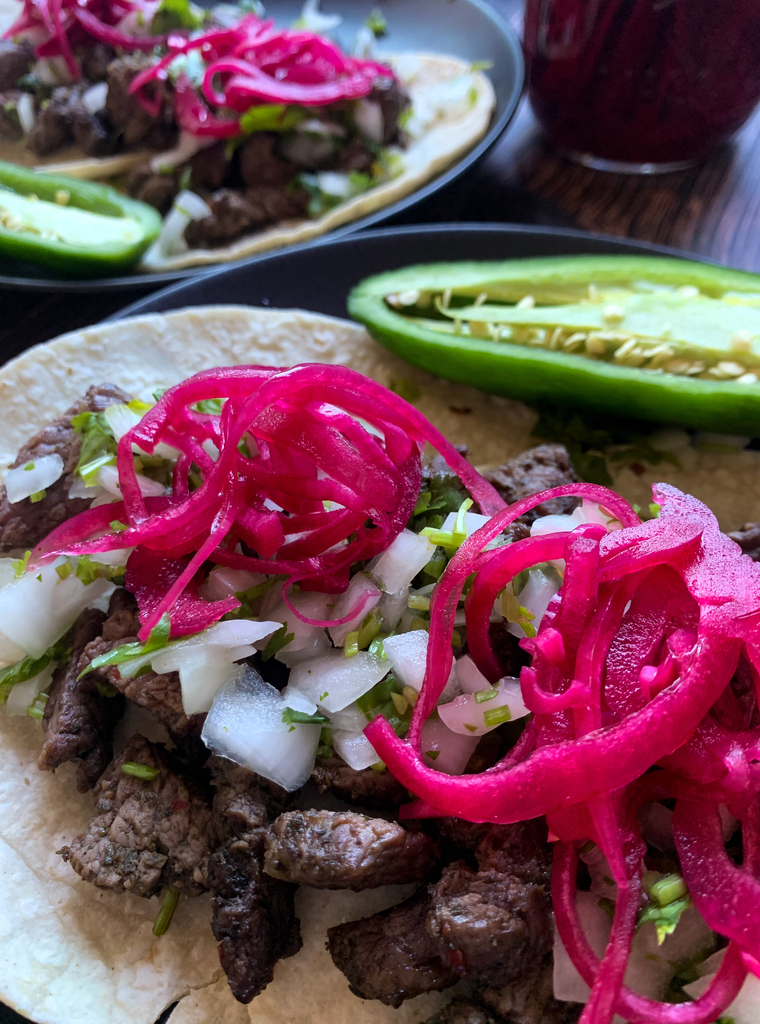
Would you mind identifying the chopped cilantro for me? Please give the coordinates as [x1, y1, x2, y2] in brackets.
[281, 707, 329, 726]
[29, 490, 46, 503]
[470, 59, 494, 72]
[474, 687, 499, 703]
[12, 550, 30, 578]
[638, 896, 692, 945]
[152, 888, 180, 937]
[366, 8, 387, 36]
[240, 103, 304, 134]
[81, 613, 171, 679]
[110, 520, 129, 533]
[121, 761, 160, 780]
[72, 410, 118, 485]
[425, 749, 440, 760]
[0, 635, 72, 705]
[261, 623, 294, 662]
[483, 705, 512, 728]
[23, 461, 34, 471]
[96, 680, 119, 698]
[26, 693, 48, 720]
[151, 0, 203, 34]
[194, 397, 225, 415]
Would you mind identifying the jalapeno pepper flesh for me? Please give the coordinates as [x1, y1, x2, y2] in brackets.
[0, 161, 162, 276]
[348, 256, 760, 434]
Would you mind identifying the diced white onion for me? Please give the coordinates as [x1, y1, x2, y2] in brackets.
[454, 654, 490, 694]
[149, 132, 214, 173]
[202, 667, 321, 791]
[96, 463, 165, 498]
[530, 499, 614, 537]
[154, 190, 212, 258]
[506, 566, 562, 639]
[276, 630, 332, 667]
[352, 25, 375, 59]
[200, 567, 266, 602]
[262, 590, 333, 653]
[5, 664, 54, 716]
[5, 453, 64, 504]
[355, 99, 384, 144]
[554, 893, 715, 1007]
[102, 403, 141, 441]
[279, 686, 317, 716]
[383, 630, 454, 694]
[0, 559, 20, 592]
[328, 573, 381, 646]
[296, 0, 341, 33]
[0, 630, 26, 668]
[289, 650, 388, 713]
[17, 93, 36, 135]
[333, 728, 379, 771]
[420, 718, 478, 775]
[90, 548, 133, 567]
[440, 509, 492, 539]
[0, 567, 111, 658]
[438, 676, 528, 736]
[684, 953, 760, 1023]
[315, 171, 354, 200]
[102, 403, 179, 462]
[82, 82, 108, 114]
[377, 586, 409, 631]
[68, 475, 97, 499]
[152, 644, 244, 715]
[370, 529, 435, 594]
[33, 57, 71, 85]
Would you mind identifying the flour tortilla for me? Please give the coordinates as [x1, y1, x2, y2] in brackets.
[1, 305, 759, 1024]
[0, 0, 496, 273]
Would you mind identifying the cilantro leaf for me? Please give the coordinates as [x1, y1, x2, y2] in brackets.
[261, 624, 294, 662]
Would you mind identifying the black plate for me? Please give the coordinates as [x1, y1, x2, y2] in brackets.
[0, 0, 524, 294]
[114, 223, 709, 322]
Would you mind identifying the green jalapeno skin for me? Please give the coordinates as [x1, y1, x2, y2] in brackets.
[0, 160, 162, 276]
[348, 256, 760, 435]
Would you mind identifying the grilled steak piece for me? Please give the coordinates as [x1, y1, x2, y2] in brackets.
[310, 755, 408, 809]
[208, 758, 302, 1004]
[61, 734, 217, 897]
[106, 54, 177, 148]
[0, 91, 23, 140]
[238, 132, 296, 187]
[425, 998, 497, 1024]
[79, 44, 116, 82]
[335, 135, 375, 173]
[126, 162, 179, 214]
[0, 40, 34, 91]
[263, 809, 439, 890]
[329, 821, 552, 1005]
[72, 106, 116, 157]
[184, 184, 308, 248]
[328, 890, 458, 1007]
[38, 608, 124, 792]
[729, 521, 760, 561]
[0, 383, 130, 552]
[426, 861, 552, 987]
[369, 76, 411, 145]
[484, 444, 578, 520]
[190, 140, 229, 190]
[26, 85, 86, 155]
[481, 955, 580, 1024]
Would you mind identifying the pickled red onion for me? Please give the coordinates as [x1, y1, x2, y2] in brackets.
[30, 363, 504, 642]
[365, 482, 760, 1023]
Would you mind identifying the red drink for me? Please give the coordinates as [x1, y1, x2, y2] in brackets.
[523, 0, 760, 172]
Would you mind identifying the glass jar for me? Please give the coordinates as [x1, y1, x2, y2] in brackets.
[523, 0, 760, 173]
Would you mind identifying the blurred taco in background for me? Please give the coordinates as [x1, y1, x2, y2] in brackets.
[0, 0, 495, 271]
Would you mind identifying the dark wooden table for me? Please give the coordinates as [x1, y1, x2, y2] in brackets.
[4, 0, 760, 358]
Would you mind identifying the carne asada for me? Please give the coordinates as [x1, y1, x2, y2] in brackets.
[3, 336, 760, 1024]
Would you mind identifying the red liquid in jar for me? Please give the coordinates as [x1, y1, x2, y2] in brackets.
[523, 0, 760, 168]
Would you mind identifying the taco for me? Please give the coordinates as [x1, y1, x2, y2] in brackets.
[1, 306, 760, 1024]
[0, 0, 495, 272]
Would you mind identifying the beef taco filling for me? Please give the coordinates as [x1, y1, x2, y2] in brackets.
[0, 0, 489, 263]
[2, 357, 760, 1024]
